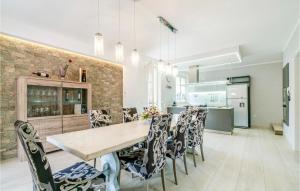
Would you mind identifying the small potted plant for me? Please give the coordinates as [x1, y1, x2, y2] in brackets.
[141, 106, 160, 123]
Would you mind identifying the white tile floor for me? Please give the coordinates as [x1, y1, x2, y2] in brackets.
[1, 127, 299, 191]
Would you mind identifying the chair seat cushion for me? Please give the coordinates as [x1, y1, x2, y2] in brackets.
[119, 150, 144, 166]
[118, 150, 153, 179]
[53, 162, 106, 191]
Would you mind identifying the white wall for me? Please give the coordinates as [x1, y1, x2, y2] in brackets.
[197, 62, 283, 127]
[160, 74, 176, 112]
[283, 21, 300, 151]
[123, 58, 150, 113]
[123, 58, 176, 113]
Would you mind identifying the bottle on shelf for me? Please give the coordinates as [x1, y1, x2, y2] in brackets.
[32, 71, 50, 78]
[81, 70, 87, 82]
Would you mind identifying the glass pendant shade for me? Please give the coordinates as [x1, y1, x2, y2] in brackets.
[166, 64, 172, 75]
[94, 33, 104, 57]
[131, 49, 140, 65]
[115, 42, 124, 62]
[157, 59, 165, 71]
[172, 67, 178, 76]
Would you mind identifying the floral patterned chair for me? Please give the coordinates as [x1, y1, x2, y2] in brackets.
[119, 114, 172, 191]
[89, 109, 112, 128]
[119, 107, 143, 159]
[166, 110, 191, 185]
[122, 107, 139, 122]
[89, 109, 112, 167]
[188, 107, 208, 167]
[14, 120, 106, 191]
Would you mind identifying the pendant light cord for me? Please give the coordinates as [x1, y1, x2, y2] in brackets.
[167, 31, 170, 64]
[174, 33, 176, 62]
[159, 22, 162, 60]
[118, 0, 121, 42]
[133, 0, 136, 49]
[97, 0, 100, 32]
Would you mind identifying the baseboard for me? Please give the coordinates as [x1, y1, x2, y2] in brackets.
[251, 125, 271, 129]
[204, 129, 233, 135]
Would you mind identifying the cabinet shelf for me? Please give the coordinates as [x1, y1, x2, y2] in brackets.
[17, 76, 92, 161]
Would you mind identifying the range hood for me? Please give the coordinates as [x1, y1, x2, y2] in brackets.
[188, 65, 200, 83]
[176, 46, 242, 75]
[185, 46, 242, 83]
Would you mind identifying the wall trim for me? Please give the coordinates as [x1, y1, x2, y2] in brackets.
[283, 19, 300, 52]
[198, 60, 282, 73]
[251, 124, 272, 129]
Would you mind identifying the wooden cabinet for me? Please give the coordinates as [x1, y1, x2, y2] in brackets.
[63, 115, 90, 133]
[17, 76, 92, 160]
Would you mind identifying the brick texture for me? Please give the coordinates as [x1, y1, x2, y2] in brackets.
[0, 35, 123, 160]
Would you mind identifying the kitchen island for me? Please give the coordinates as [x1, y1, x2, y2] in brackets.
[167, 106, 234, 134]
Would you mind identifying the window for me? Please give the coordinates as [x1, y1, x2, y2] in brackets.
[176, 76, 186, 102]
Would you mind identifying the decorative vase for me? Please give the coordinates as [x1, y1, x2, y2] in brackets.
[59, 64, 69, 79]
[143, 118, 152, 125]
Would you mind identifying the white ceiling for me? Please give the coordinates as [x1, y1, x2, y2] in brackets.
[1, 0, 299, 66]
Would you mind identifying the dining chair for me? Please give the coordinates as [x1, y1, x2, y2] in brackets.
[188, 107, 208, 167]
[197, 109, 208, 160]
[89, 109, 112, 128]
[122, 107, 139, 122]
[89, 109, 112, 167]
[118, 107, 142, 161]
[119, 113, 172, 191]
[15, 120, 106, 191]
[166, 110, 191, 185]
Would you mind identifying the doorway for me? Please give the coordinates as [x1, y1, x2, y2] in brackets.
[283, 63, 289, 125]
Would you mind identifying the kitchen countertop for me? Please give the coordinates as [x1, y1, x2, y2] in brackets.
[168, 106, 233, 110]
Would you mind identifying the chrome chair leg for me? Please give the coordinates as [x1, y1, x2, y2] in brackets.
[146, 180, 149, 191]
[192, 147, 197, 167]
[172, 159, 178, 185]
[161, 168, 166, 191]
[183, 154, 188, 175]
[94, 158, 97, 168]
[200, 143, 205, 161]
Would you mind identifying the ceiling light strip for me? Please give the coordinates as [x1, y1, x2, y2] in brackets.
[1, 34, 123, 67]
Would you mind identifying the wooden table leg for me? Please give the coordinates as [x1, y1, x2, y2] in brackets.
[101, 152, 120, 191]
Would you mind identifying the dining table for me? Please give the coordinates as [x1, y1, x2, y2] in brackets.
[47, 118, 177, 191]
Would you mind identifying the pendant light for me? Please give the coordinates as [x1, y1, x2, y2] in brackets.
[157, 21, 164, 71]
[115, 0, 124, 62]
[94, 0, 104, 57]
[166, 31, 172, 75]
[131, 0, 139, 65]
[172, 33, 178, 76]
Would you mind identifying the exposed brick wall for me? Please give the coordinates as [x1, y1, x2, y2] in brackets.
[0, 35, 123, 160]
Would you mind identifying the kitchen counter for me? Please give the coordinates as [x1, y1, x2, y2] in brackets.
[167, 106, 234, 134]
[205, 107, 234, 134]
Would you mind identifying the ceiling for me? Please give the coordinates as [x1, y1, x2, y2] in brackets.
[1, 0, 299, 66]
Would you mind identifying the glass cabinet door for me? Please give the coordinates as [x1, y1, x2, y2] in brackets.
[62, 88, 87, 115]
[27, 85, 61, 117]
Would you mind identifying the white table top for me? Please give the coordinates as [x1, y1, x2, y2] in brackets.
[47, 119, 176, 161]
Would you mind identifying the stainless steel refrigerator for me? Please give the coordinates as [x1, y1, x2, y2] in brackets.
[227, 84, 249, 128]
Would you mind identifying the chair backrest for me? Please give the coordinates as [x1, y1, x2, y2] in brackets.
[196, 109, 208, 144]
[122, 107, 139, 123]
[14, 120, 56, 191]
[141, 113, 172, 179]
[171, 111, 191, 158]
[188, 107, 207, 147]
[89, 109, 112, 128]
